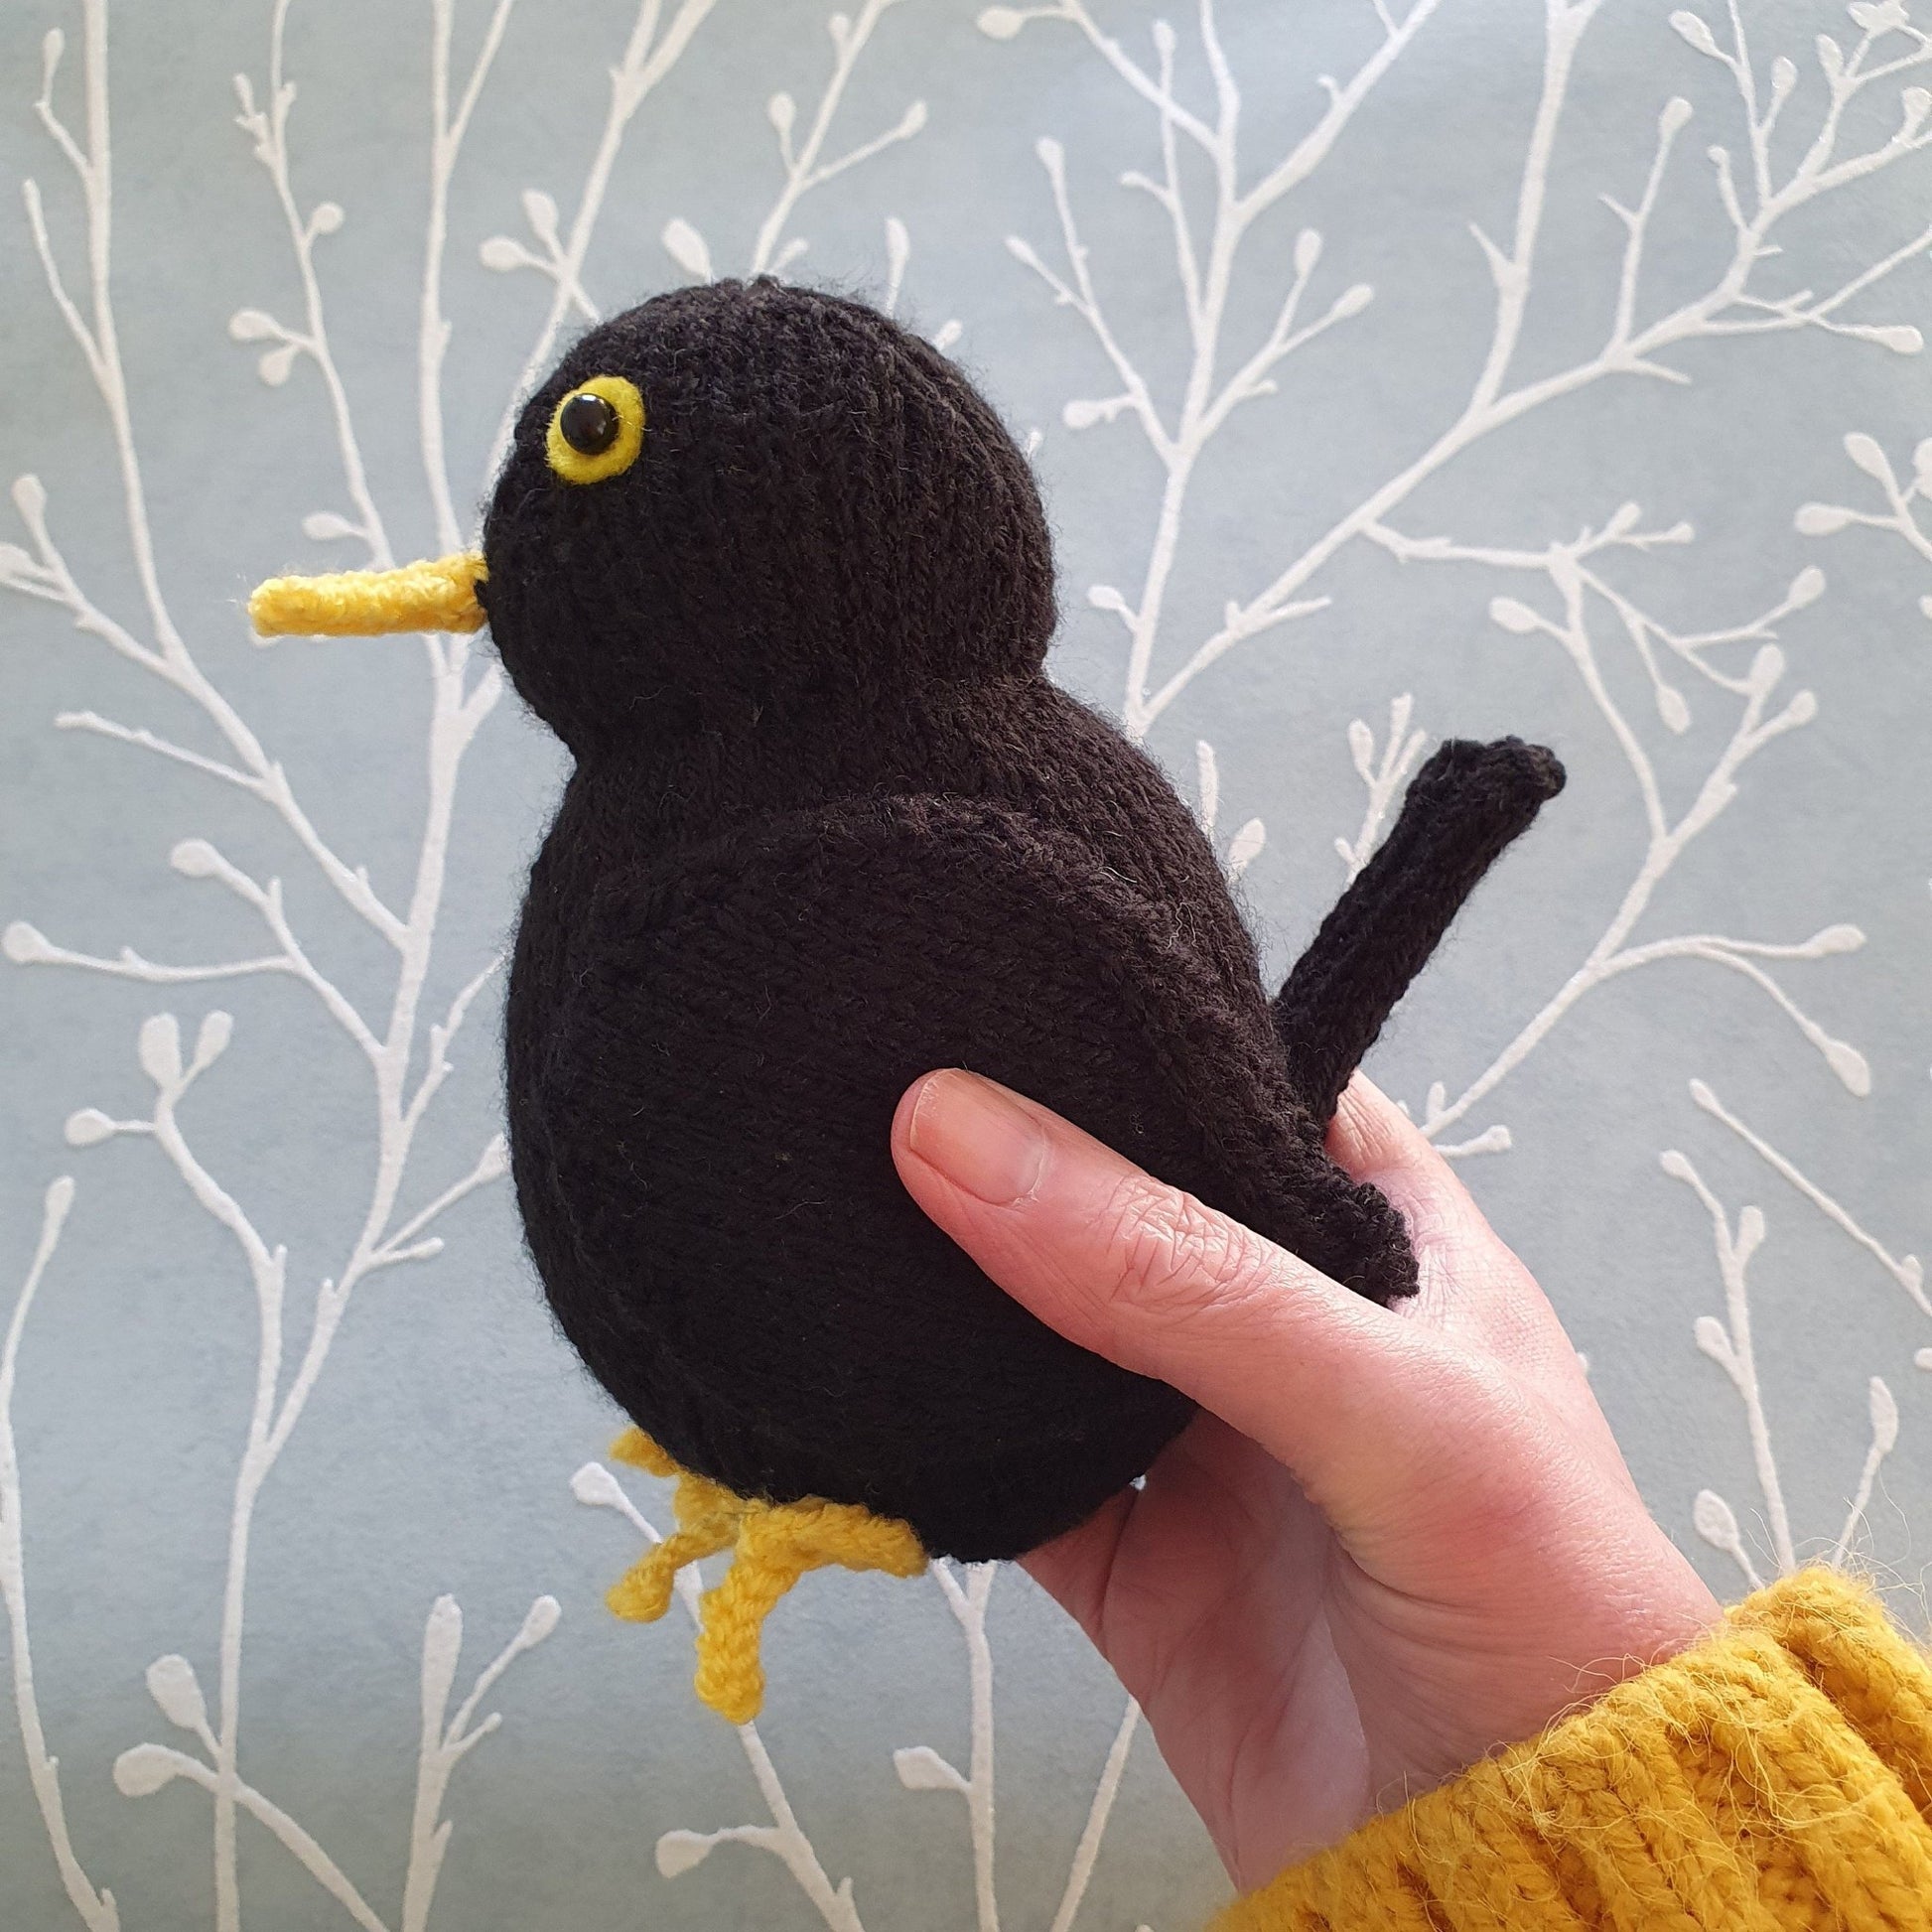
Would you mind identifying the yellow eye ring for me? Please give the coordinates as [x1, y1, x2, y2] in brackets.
[545, 374, 646, 484]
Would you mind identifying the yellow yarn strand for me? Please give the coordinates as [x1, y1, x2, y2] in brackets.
[609, 1425, 680, 1478]
[602, 1430, 926, 1725]
[606, 1468, 743, 1623]
[249, 551, 486, 636]
[696, 1500, 927, 1724]
[1217, 1567, 1932, 1931]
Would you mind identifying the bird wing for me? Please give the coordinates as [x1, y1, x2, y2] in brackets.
[513, 791, 1403, 1555]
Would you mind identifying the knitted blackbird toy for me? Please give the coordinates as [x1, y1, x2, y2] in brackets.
[252, 278, 1564, 1721]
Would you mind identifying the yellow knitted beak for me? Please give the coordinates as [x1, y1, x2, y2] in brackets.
[248, 550, 486, 638]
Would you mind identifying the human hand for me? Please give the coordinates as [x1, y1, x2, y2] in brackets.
[891, 1068, 1721, 1889]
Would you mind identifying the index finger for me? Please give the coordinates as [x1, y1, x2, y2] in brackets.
[890, 1067, 1459, 1521]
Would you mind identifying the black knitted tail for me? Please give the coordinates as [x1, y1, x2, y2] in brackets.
[1274, 738, 1565, 1124]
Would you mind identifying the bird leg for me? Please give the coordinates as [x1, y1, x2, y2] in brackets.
[604, 1428, 927, 1724]
[1273, 738, 1565, 1126]
[693, 1497, 929, 1723]
[607, 1429, 745, 1621]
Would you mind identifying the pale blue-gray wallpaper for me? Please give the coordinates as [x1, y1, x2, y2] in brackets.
[3, 1, 1930, 1927]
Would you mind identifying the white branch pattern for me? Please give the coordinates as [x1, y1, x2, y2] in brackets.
[2, 1179, 120, 1932]
[6, 2, 535, 1926]
[5, 0, 1929, 1924]
[1667, 1143, 1909, 1589]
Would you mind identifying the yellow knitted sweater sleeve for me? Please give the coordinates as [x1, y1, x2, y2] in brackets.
[1216, 1568, 1932, 1930]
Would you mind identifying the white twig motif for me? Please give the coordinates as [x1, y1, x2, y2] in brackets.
[1665, 1147, 1905, 1587]
[1666, 1149, 1798, 1580]
[399, 1594, 562, 1932]
[1367, 517, 1858, 1149]
[572, 1460, 868, 1932]
[9, 0, 1930, 1922]
[575, 1461, 1141, 1932]
[1795, 429, 1932, 623]
[889, 1559, 1141, 1932]
[421, 0, 519, 555]
[1335, 696, 1426, 885]
[482, 0, 720, 482]
[229, 0, 392, 566]
[5, 3, 534, 1926]
[984, 0, 1929, 1166]
[748, 0, 926, 279]
[1, 1179, 120, 1932]
[897, 1563, 1000, 1932]
[993, 0, 1425, 740]
[654, 0, 931, 293]
[7, 0, 1155, 1921]
[110, 1595, 560, 1932]
[1691, 1078, 1928, 1318]
[1192, 739, 1267, 886]
[1045, 1696, 1141, 1932]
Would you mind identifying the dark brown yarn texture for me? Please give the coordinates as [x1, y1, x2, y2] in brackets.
[486, 278, 1566, 1562]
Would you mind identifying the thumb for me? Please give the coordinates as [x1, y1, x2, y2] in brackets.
[891, 1067, 1483, 1526]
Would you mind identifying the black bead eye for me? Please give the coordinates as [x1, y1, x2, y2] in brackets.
[557, 390, 621, 456]
[545, 375, 644, 483]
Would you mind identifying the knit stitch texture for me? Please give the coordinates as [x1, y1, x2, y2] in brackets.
[251, 551, 485, 635]
[1218, 1567, 1932, 1930]
[604, 1426, 925, 1725]
[483, 278, 1565, 1560]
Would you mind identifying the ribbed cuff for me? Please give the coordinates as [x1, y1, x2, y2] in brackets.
[1216, 1568, 1932, 1930]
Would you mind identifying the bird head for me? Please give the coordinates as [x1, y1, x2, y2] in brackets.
[251, 279, 1057, 759]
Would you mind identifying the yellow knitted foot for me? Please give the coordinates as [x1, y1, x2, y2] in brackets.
[694, 1498, 928, 1725]
[609, 1426, 677, 1477]
[606, 1478, 742, 1621]
[605, 1429, 746, 1621]
[601, 1430, 926, 1725]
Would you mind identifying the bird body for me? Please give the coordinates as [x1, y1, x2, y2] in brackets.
[504, 669, 1412, 1562]
[252, 278, 1564, 1714]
